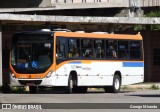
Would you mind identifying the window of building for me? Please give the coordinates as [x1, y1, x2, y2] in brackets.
[153, 48, 160, 66]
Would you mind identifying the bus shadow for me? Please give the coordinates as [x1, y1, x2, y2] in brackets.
[36, 90, 135, 94]
[36, 90, 105, 94]
[125, 94, 160, 97]
[119, 91, 135, 93]
[6, 89, 135, 94]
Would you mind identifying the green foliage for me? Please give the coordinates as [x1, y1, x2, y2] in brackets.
[121, 86, 129, 90]
[134, 25, 146, 31]
[12, 87, 25, 93]
[151, 84, 159, 90]
[134, 10, 160, 31]
[145, 10, 160, 17]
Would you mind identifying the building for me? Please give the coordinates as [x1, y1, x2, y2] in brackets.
[0, 0, 160, 85]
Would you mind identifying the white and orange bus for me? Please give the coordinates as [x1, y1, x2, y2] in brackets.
[10, 30, 144, 93]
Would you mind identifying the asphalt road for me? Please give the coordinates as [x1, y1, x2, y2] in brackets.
[1, 89, 160, 112]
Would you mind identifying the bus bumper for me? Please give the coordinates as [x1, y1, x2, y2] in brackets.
[10, 73, 68, 87]
[10, 76, 56, 87]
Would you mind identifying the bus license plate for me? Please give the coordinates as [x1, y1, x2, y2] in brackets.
[26, 83, 34, 86]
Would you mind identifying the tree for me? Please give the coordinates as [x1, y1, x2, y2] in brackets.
[134, 10, 160, 31]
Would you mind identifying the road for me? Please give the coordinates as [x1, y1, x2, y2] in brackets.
[0, 89, 160, 112]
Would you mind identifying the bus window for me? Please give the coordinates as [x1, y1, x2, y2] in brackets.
[118, 40, 128, 59]
[94, 39, 105, 58]
[106, 40, 117, 58]
[56, 40, 65, 59]
[82, 39, 93, 58]
[129, 41, 141, 60]
[68, 39, 80, 58]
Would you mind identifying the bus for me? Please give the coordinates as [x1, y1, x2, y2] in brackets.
[10, 30, 144, 93]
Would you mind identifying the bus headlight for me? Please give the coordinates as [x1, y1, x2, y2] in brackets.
[46, 71, 53, 78]
[10, 72, 16, 78]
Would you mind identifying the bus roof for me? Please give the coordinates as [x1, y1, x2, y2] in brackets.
[14, 30, 55, 36]
[14, 30, 142, 40]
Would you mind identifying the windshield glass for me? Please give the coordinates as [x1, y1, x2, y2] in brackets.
[11, 34, 53, 74]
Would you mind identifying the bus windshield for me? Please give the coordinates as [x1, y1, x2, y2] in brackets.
[11, 34, 53, 74]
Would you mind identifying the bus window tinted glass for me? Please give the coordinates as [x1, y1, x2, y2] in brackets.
[11, 35, 53, 74]
[106, 40, 117, 58]
[129, 41, 141, 59]
[82, 39, 93, 58]
[56, 40, 65, 59]
[118, 41, 129, 59]
[68, 39, 80, 58]
[94, 40, 105, 58]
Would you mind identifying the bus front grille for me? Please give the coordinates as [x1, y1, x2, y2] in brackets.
[18, 80, 42, 85]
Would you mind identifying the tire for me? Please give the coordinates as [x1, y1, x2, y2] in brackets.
[104, 75, 121, 93]
[29, 86, 37, 94]
[65, 76, 74, 94]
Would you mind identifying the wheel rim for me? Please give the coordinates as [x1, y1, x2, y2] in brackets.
[70, 79, 73, 89]
[115, 79, 120, 90]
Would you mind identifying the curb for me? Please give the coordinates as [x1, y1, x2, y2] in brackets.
[121, 83, 160, 90]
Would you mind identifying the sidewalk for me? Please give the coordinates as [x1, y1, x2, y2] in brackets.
[121, 82, 160, 90]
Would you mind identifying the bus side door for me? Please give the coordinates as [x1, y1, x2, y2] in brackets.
[55, 37, 69, 85]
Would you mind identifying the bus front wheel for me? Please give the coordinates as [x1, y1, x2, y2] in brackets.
[104, 75, 121, 93]
[29, 86, 37, 94]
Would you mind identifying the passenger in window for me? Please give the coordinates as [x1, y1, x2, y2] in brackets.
[110, 46, 117, 58]
[72, 50, 79, 58]
[96, 47, 104, 58]
[87, 40, 93, 48]
[118, 50, 128, 59]
[84, 49, 93, 58]
[123, 49, 128, 59]
[56, 44, 65, 59]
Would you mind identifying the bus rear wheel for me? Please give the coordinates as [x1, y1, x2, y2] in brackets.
[104, 75, 121, 93]
[29, 86, 37, 94]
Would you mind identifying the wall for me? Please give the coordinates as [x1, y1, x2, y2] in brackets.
[150, 31, 160, 81]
